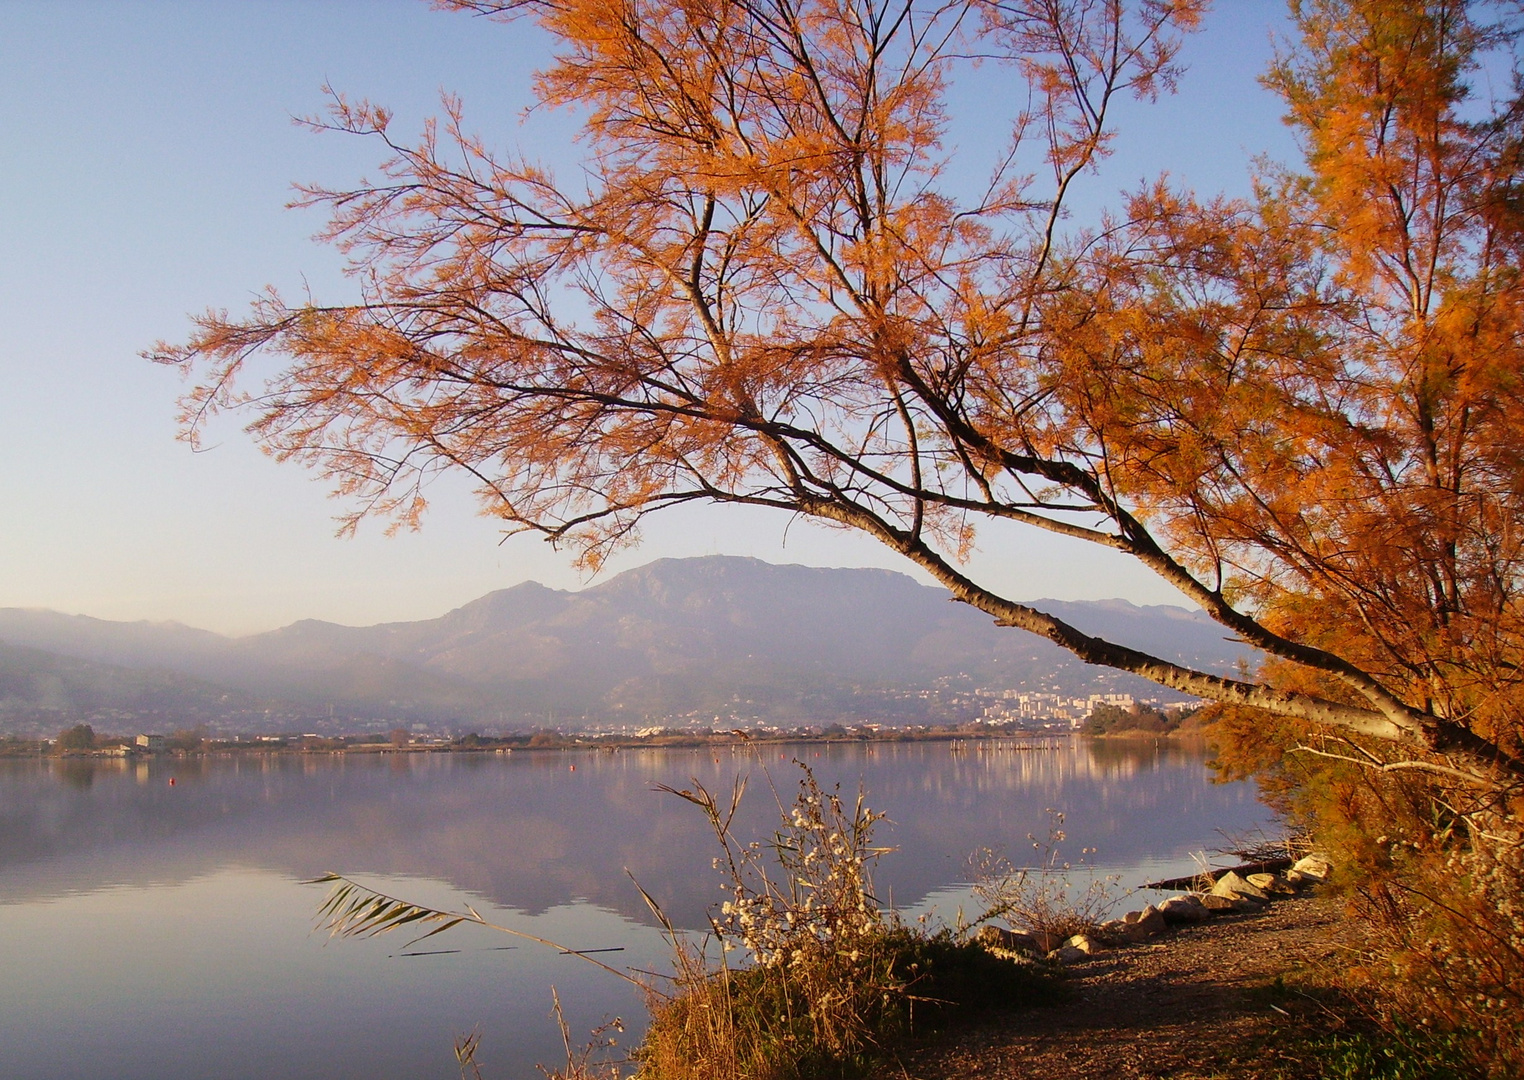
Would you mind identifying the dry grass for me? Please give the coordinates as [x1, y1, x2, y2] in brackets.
[967, 811, 1122, 942]
[633, 763, 1056, 1080]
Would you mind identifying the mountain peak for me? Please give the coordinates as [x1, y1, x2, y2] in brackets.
[0, 556, 1245, 735]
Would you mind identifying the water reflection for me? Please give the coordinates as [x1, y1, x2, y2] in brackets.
[0, 739, 1266, 929]
[0, 739, 1273, 1080]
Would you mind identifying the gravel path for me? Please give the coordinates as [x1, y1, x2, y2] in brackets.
[900, 891, 1359, 1079]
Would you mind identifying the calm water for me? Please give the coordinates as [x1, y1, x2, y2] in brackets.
[0, 739, 1273, 1080]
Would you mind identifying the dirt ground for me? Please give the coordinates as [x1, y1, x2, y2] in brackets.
[899, 891, 1362, 1080]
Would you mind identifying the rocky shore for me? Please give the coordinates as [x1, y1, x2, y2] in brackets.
[974, 855, 1334, 965]
[904, 857, 1356, 1079]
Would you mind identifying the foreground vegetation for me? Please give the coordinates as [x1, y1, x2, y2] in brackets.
[639, 926, 1051, 1080]
[634, 768, 1059, 1080]
[319, 763, 1058, 1080]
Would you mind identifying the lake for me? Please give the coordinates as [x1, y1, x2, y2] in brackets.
[0, 738, 1275, 1079]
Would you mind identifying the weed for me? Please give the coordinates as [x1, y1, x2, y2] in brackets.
[967, 810, 1121, 941]
[1306, 1027, 1483, 1080]
[635, 763, 1056, 1079]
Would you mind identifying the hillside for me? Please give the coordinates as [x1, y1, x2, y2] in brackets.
[0, 641, 265, 730]
[0, 557, 1251, 733]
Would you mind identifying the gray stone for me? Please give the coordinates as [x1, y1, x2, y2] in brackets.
[1063, 933, 1102, 955]
[975, 925, 1042, 956]
[1048, 945, 1090, 964]
[1159, 893, 1211, 924]
[1096, 919, 1130, 943]
[1212, 870, 1270, 902]
[1032, 931, 1065, 954]
[1199, 894, 1238, 913]
[1121, 904, 1167, 940]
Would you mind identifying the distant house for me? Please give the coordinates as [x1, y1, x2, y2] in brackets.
[135, 734, 165, 753]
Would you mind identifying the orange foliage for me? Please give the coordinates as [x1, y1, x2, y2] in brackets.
[152, 5, 1524, 1060]
[153, 1, 1523, 789]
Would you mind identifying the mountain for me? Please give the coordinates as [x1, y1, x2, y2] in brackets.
[0, 557, 1251, 733]
[0, 641, 265, 729]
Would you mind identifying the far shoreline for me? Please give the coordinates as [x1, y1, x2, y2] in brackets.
[2, 724, 1225, 761]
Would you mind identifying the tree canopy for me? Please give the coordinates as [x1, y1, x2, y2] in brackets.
[155, 0, 1524, 784]
[155, 2, 1524, 1062]
[55, 723, 95, 752]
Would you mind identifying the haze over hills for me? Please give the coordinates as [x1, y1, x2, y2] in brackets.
[0, 556, 1251, 735]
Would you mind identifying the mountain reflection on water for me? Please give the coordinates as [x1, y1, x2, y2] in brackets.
[1, 738, 1267, 926]
[0, 739, 1275, 1080]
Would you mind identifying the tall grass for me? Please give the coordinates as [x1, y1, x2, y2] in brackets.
[967, 810, 1121, 942]
[312, 761, 1056, 1079]
[634, 764, 1055, 1080]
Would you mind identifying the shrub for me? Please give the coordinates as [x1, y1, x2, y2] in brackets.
[635, 765, 1056, 1080]
[1211, 706, 1523, 1077]
[967, 812, 1121, 942]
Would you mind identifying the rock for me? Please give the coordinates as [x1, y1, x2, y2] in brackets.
[1032, 931, 1066, 954]
[975, 925, 1042, 956]
[974, 925, 1005, 947]
[1048, 944, 1090, 964]
[1211, 870, 1270, 902]
[1292, 855, 1333, 882]
[1284, 869, 1308, 887]
[1201, 887, 1265, 912]
[1121, 904, 1167, 940]
[1063, 933, 1103, 955]
[1247, 872, 1298, 896]
[1096, 919, 1130, 943]
[1159, 893, 1211, 924]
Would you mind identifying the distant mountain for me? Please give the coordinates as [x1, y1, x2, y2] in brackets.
[0, 641, 264, 730]
[0, 557, 1251, 734]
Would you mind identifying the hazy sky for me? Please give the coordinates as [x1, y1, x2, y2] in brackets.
[0, 1, 1301, 635]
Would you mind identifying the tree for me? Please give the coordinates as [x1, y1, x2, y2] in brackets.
[55, 723, 96, 753]
[154, 0, 1524, 783]
[1082, 702, 1172, 735]
[155, 0, 1524, 1061]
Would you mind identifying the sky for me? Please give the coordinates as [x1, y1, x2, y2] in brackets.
[0, 0, 1303, 636]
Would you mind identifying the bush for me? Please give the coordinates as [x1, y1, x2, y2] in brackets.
[639, 925, 1051, 1080]
[635, 765, 1056, 1080]
[967, 812, 1120, 942]
[1211, 706, 1523, 1077]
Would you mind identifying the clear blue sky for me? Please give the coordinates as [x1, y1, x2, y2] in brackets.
[0, 1, 1301, 635]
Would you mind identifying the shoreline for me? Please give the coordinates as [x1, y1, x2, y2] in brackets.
[906, 889, 1359, 1079]
[5, 727, 1121, 760]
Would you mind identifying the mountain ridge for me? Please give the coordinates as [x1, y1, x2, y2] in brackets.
[0, 556, 1249, 734]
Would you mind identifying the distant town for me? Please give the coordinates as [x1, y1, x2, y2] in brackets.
[3, 684, 1205, 758]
